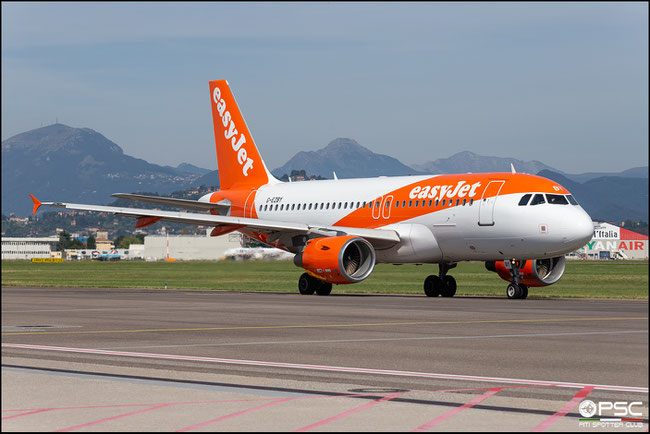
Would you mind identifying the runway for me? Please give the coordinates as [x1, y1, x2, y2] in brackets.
[2, 287, 648, 431]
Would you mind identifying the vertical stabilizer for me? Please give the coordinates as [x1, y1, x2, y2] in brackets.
[209, 80, 279, 190]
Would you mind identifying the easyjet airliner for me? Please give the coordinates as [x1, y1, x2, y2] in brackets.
[30, 80, 594, 299]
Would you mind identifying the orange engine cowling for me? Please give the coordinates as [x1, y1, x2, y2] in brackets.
[293, 236, 376, 284]
[485, 257, 566, 287]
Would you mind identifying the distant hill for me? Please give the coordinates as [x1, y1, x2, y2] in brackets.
[272, 138, 424, 179]
[559, 166, 648, 183]
[411, 151, 647, 183]
[164, 163, 211, 176]
[537, 170, 648, 222]
[411, 151, 558, 175]
[1, 124, 205, 216]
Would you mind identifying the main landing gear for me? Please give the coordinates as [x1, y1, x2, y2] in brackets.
[298, 273, 332, 296]
[504, 259, 528, 300]
[424, 263, 457, 297]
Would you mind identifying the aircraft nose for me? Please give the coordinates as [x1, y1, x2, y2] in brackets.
[571, 210, 594, 246]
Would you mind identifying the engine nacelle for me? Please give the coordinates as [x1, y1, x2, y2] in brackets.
[485, 256, 566, 287]
[293, 236, 376, 284]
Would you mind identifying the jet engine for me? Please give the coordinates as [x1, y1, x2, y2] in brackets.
[293, 235, 376, 284]
[485, 256, 566, 287]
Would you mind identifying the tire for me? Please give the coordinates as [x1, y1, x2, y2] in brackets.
[506, 283, 523, 299]
[298, 273, 316, 295]
[519, 283, 528, 299]
[441, 275, 457, 297]
[424, 275, 443, 297]
[316, 282, 332, 296]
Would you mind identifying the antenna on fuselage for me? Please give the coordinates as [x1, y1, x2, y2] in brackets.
[333, 171, 338, 180]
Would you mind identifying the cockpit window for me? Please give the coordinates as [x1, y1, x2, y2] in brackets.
[529, 194, 546, 205]
[518, 194, 532, 206]
[566, 195, 579, 205]
[546, 194, 569, 205]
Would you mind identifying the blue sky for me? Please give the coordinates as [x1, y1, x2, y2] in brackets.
[2, 2, 647, 173]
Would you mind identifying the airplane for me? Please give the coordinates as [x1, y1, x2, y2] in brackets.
[30, 79, 595, 299]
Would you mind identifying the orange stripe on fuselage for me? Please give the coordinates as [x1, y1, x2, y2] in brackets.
[333, 173, 569, 229]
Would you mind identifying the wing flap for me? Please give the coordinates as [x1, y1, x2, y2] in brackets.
[111, 193, 230, 213]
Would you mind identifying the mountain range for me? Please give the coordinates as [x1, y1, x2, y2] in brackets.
[2, 124, 647, 223]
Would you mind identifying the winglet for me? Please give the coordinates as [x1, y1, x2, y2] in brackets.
[29, 194, 42, 215]
[510, 163, 516, 174]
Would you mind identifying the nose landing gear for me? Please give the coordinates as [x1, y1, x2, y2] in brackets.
[504, 259, 528, 299]
[424, 263, 457, 297]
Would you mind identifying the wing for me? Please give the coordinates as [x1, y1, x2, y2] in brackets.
[30, 195, 400, 250]
[110, 193, 231, 214]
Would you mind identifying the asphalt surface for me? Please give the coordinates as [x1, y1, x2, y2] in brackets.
[2, 286, 648, 431]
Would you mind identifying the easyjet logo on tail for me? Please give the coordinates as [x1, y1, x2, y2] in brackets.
[213, 86, 254, 176]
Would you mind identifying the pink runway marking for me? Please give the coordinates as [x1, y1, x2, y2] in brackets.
[530, 385, 595, 432]
[3, 343, 646, 393]
[176, 397, 296, 432]
[294, 392, 405, 432]
[2, 408, 53, 420]
[55, 404, 171, 432]
[412, 387, 503, 431]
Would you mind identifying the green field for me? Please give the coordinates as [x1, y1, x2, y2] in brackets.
[2, 259, 648, 299]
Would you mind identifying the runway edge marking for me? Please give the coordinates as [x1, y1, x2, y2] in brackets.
[2, 343, 647, 394]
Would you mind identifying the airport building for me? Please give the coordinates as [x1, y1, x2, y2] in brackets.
[567, 222, 648, 260]
[1, 236, 59, 260]
[142, 230, 244, 261]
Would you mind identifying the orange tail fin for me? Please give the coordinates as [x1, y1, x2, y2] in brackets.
[209, 80, 278, 191]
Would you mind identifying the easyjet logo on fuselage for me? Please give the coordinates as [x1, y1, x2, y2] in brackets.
[213, 87, 255, 176]
[409, 180, 482, 201]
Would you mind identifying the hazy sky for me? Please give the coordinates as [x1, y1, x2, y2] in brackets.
[2, 2, 648, 173]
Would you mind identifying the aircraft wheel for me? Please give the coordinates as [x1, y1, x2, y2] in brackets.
[506, 283, 524, 299]
[441, 275, 457, 297]
[424, 275, 443, 297]
[316, 282, 332, 296]
[298, 273, 317, 295]
[519, 283, 528, 299]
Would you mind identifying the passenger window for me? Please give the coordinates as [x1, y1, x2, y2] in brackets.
[291, 204, 295, 210]
[414, 200, 419, 208]
[308, 203, 312, 210]
[275, 204, 278, 211]
[441, 199, 446, 206]
[376, 201, 380, 208]
[385, 200, 390, 208]
[320, 203, 324, 210]
[518, 194, 532, 206]
[469, 199, 474, 205]
[402, 200, 406, 207]
[408, 200, 412, 207]
[435, 199, 439, 207]
[462, 199, 466, 205]
[395, 201, 400, 208]
[530, 194, 546, 205]
[280, 204, 284, 211]
[455, 199, 459, 206]
[428, 200, 432, 207]
[546, 194, 569, 205]
[567, 195, 579, 205]
[421, 200, 426, 207]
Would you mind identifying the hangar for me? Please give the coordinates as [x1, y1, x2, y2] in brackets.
[568, 222, 648, 260]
